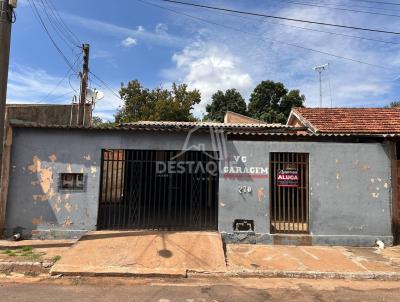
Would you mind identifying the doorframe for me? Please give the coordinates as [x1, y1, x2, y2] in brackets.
[269, 152, 310, 234]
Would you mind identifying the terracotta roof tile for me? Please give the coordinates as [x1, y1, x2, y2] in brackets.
[292, 107, 400, 134]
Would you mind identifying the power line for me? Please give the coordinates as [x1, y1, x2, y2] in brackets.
[37, 0, 77, 51]
[40, 0, 80, 48]
[44, 0, 81, 46]
[27, 0, 77, 71]
[347, 0, 400, 6]
[277, 0, 400, 18]
[89, 71, 122, 100]
[303, 0, 400, 13]
[218, 9, 400, 45]
[39, 53, 81, 103]
[141, 0, 394, 70]
[159, 0, 400, 35]
[262, 19, 400, 45]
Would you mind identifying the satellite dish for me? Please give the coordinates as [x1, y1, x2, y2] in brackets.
[86, 89, 104, 102]
[96, 90, 104, 101]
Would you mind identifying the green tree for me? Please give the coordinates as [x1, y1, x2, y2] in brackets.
[389, 101, 400, 108]
[115, 80, 201, 123]
[92, 116, 117, 127]
[92, 116, 103, 126]
[247, 80, 305, 123]
[205, 89, 247, 122]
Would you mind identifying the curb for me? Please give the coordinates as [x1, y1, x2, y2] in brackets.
[188, 270, 400, 281]
[50, 271, 187, 278]
[50, 265, 188, 278]
[49, 269, 400, 281]
[0, 261, 53, 275]
[0, 242, 75, 250]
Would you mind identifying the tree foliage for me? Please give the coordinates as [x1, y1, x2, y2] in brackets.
[389, 101, 400, 108]
[115, 80, 201, 123]
[205, 89, 247, 122]
[92, 116, 116, 127]
[247, 80, 305, 124]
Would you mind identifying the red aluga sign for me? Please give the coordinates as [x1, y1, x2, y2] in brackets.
[277, 169, 299, 187]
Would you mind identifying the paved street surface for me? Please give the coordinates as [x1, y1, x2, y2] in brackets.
[0, 276, 400, 301]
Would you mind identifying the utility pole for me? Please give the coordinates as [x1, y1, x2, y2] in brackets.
[0, 0, 16, 235]
[0, 0, 16, 163]
[313, 64, 329, 108]
[78, 44, 90, 126]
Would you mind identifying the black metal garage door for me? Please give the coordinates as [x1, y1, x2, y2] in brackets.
[97, 149, 219, 230]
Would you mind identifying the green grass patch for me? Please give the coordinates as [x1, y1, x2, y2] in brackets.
[5, 250, 17, 257]
[1, 247, 44, 261]
[24, 253, 42, 262]
[52, 255, 61, 262]
[21, 246, 33, 253]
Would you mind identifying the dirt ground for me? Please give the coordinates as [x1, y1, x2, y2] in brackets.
[0, 275, 399, 301]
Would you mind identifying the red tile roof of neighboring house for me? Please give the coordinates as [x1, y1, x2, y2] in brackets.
[289, 107, 400, 134]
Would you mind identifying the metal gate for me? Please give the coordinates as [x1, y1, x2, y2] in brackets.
[270, 153, 309, 234]
[97, 149, 219, 230]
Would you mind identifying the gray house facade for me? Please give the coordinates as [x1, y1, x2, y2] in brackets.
[1, 122, 397, 246]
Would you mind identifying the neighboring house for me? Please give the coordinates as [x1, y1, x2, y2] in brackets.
[0, 110, 399, 246]
[287, 107, 400, 135]
[287, 107, 400, 244]
[223, 111, 266, 124]
[6, 104, 92, 126]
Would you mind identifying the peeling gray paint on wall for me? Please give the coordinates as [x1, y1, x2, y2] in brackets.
[219, 141, 393, 246]
[5, 128, 216, 238]
[4, 128, 394, 245]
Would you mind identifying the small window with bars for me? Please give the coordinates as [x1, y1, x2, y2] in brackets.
[59, 173, 86, 191]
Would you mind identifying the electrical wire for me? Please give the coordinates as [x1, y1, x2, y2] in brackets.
[141, 0, 393, 70]
[7, 7, 16, 23]
[262, 19, 400, 45]
[27, 0, 77, 71]
[43, 0, 81, 46]
[89, 71, 122, 100]
[276, 0, 400, 18]
[348, 0, 400, 6]
[37, 0, 77, 51]
[39, 54, 82, 103]
[68, 73, 79, 94]
[158, 0, 400, 35]
[298, 0, 400, 13]
[218, 8, 400, 45]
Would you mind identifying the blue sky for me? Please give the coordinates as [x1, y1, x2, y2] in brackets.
[7, 0, 400, 120]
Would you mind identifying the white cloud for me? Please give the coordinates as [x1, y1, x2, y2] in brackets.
[7, 65, 77, 104]
[62, 12, 184, 47]
[162, 41, 253, 117]
[6, 64, 121, 121]
[121, 37, 137, 47]
[92, 90, 124, 121]
[155, 23, 168, 34]
[92, 50, 112, 59]
[160, 0, 399, 115]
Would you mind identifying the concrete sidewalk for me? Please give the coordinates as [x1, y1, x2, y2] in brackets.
[51, 231, 227, 277]
[224, 244, 400, 280]
[3, 233, 400, 280]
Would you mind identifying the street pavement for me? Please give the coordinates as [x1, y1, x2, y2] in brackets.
[0, 276, 399, 301]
